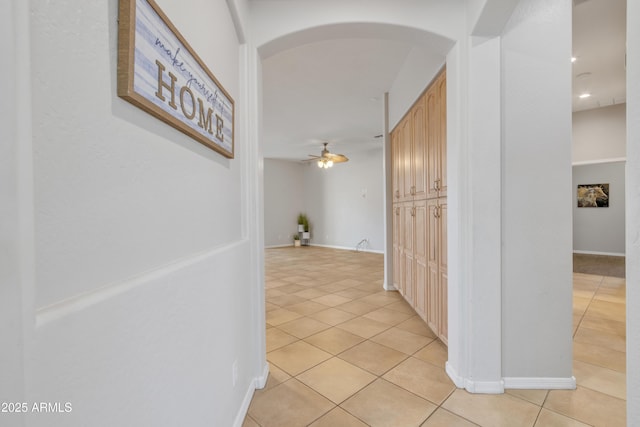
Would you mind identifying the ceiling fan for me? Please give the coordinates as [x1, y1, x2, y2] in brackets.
[305, 142, 349, 168]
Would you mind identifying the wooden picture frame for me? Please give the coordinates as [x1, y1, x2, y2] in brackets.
[117, 0, 234, 158]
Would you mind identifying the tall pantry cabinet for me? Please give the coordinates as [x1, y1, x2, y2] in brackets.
[391, 69, 447, 344]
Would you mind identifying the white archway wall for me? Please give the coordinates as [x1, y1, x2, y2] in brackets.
[250, 0, 466, 55]
[251, 0, 575, 391]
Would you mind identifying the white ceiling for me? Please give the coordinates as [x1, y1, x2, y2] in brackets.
[572, 0, 626, 112]
[260, 0, 627, 160]
[261, 38, 417, 160]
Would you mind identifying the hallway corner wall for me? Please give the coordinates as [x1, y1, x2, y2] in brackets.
[264, 159, 306, 247]
[572, 104, 626, 163]
[0, 3, 32, 426]
[625, 0, 640, 423]
[572, 161, 626, 255]
[302, 148, 385, 252]
[500, 0, 574, 382]
[19, 0, 262, 425]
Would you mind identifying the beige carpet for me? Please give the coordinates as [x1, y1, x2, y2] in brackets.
[573, 253, 625, 278]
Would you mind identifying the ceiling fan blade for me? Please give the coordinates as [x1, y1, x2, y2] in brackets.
[326, 153, 348, 163]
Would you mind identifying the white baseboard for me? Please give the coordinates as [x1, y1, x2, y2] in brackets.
[383, 281, 397, 291]
[447, 363, 505, 394]
[573, 250, 625, 257]
[445, 362, 466, 389]
[311, 243, 384, 254]
[265, 244, 294, 249]
[572, 157, 626, 166]
[465, 379, 505, 394]
[232, 364, 270, 427]
[503, 376, 576, 390]
[256, 363, 269, 389]
[232, 381, 256, 427]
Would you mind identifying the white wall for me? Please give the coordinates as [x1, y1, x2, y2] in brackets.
[501, 0, 573, 382]
[264, 159, 306, 247]
[0, 3, 32, 426]
[264, 151, 385, 252]
[626, 0, 640, 423]
[303, 148, 385, 252]
[33, 0, 241, 308]
[388, 48, 445, 130]
[573, 162, 626, 255]
[573, 104, 626, 163]
[7, 0, 264, 425]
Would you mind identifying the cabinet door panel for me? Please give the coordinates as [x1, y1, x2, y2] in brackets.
[412, 96, 427, 199]
[426, 88, 439, 200]
[437, 72, 447, 198]
[438, 200, 448, 342]
[402, 203, 414, 304]
[426, 199, 439, 334]
[439, 271, 448, 345]
[414, 200, 427, 319]
[391, 131, 401, 202]
[401, 117, 413, 201]
[392, 205, 402, 292]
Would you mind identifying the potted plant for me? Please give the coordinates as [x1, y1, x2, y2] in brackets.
[302, 216, 310, 240]
[293, 234, 301, 247]
[297, 213, 306, 233]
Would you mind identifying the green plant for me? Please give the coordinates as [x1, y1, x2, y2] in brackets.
[297, 213, 306, 225]
[303, 216, 309, 232]
[293, 234, 300, 240]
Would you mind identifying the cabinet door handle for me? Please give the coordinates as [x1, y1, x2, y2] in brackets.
[411, 207, 416, 217]
[395, 190, 400, 198]
[434, 179, 440, 191]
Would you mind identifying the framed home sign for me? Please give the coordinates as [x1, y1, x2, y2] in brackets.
[117, 0, 234, 158]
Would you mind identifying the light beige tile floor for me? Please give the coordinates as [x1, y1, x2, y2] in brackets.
[245, 247, 627, 427]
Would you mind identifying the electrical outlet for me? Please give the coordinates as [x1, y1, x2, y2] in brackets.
[232, 360, 238, 387]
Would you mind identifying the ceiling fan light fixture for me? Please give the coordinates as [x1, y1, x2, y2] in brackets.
[317, 159, 332, 168]
[306, 142, 347, 168]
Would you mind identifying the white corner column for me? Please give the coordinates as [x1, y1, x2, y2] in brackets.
[0, 1, 35, 426]
[626, 0, 640, 422]
[446, 35, 504, 394]
[500, 0, 574, 387]
[242, 42, 269, 390]
[383, 92, 395, 291]
[466, 35, 504, 393]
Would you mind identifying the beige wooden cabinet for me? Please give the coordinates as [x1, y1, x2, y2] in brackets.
[427, 198, 447, 344]
[427, 71, 447, 200]
[391, 69, 447, 343]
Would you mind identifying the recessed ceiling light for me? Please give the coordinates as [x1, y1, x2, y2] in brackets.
[571, 56, 577, 63]
[579, 93, 591, 99]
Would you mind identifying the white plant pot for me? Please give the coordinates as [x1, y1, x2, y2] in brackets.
[302, 232, 310, 239]
[298, 224, 304, 232]
[294, 240, 301, 247]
